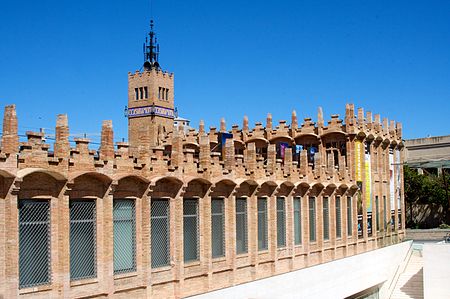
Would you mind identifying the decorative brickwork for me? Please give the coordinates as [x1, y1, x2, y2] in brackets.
[0, 99, 405, 298]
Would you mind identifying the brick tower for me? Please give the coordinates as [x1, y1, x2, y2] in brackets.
[127, 20, 174, 152]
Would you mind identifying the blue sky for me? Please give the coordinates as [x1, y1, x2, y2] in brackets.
[0, 0, 449, 144]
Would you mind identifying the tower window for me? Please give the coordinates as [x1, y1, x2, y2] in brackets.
[144, 87, 148, 99]
[139, 87, 143, 100]
[158, 87, 169, 101]
[135, 88, 139, 100]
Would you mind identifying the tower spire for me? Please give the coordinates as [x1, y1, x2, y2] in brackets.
[143, 19, 160, 71]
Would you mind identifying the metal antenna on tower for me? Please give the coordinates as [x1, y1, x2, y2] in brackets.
[143, 0, 160, 71]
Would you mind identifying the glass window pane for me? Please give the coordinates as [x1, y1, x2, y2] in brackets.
[309, 197, 316, 242]
[277, 197, 286, 247]
[211, 198, 225, 258]
[257, 198, 268, 251]
[335, 197, 341, 238]
[151, 199, 170, 268]
[184, 199, 199, 262]
[236, 198, 248, 254]
[347, 197, 353, 236]
[323, 197, 329, 240]
[19, 200, 51, 289]
[70, 199, 96, 281]
[113, 199, 136, 274]
[294, 197, 302, 245]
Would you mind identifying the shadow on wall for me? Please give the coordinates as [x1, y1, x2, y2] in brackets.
[406, 203, 450, 229]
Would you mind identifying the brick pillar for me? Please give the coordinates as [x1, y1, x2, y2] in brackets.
[138, 127, 151, 161]
[198, 120, 205, 135]
[284, 148, 292, 176]
[291, 110, 298, 133]
[300, 150, 308, 177]
[100, 120, 114, 161]
[267, 144, 276, 175]
[59, 184, 71, 298]
[242, 116, 249, 143]
[54, 114, 70, 159]
[357, 107, 365, 130]
[245, 143, 256, 174]
[1, 104, 19, 154]
[5, 180, 20, 298]
[317, 107, 324, 135]
[374, 114, 381, 133]
[171, 130, 183, 169]
[199, 135, 210, 171]
[224, 138, 235, 172]
[220, 118, 226, 133]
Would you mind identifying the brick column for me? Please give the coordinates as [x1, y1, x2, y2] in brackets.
[1, 105, 19, 154]
[5, 180, 20, 298]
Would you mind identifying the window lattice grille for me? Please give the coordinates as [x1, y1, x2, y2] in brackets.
[277, 197, 286, 247]
[211, 198, 225, 258]
[323, 197, 329, 240]
[347, 197, 353, 236]
[151, 199, 170, 268]
[113, 199, 136, 275]
[70, 199, 97, 281]
[294, 197, 302, 245]
[309, 197, 316, 242]
[235, 198, 248, 254]
[335, 197, 342, 238]
[257, 198, 268, 251]
[18, 200, 51, 289]
[183, 199, 199, 262]
[376, 196, 380, 232]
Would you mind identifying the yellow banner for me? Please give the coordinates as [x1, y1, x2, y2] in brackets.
[365, 153, 372, 212]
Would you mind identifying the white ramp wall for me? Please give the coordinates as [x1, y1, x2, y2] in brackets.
[189, 241, 412, 299]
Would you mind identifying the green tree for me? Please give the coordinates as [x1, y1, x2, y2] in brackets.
[404, 166, 450, 227]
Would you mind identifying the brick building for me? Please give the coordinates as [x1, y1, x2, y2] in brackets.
[0, 20, 405, 298]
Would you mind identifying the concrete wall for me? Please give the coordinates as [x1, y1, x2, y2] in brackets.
[423, 244, 450, 299]
[189, 240, 413, 299]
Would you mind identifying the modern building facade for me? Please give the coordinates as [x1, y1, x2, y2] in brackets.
[0, 20, 405, 298]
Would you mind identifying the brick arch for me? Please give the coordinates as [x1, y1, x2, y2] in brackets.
[19, 171, 65, 199]
[210, 179, 236, 198]
[184, 178, 211, 198]
[235, 180, 258, 198]
[293, 182, 310, 197]
[276, 181, 295, 197]
[151, 176, 183, 198]
[69, 172, 112, 199]
[256, 181, 277, 197]
[115, 175, 149, 198]
[308, 182, 325, 197]
[323, 183, 337, 196]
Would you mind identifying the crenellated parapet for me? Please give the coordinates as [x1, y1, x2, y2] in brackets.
[0, 103, 403, 187]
